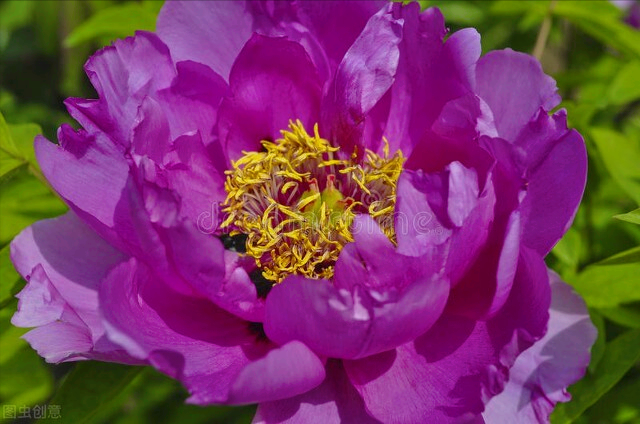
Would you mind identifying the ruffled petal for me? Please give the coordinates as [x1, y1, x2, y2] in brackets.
[254, 360, 380, 424]
[100, 258, 323, 405]
[321, 4, 403, 157]
[157, 1, 279, 81]
[83, 31, 176, 146]
[295, 1, 388, 71]
[345, 246, 550, 423]
[217, 34, 322, 161]
[476, 49, 561, 142]
[10, 212, 134, 363]
[383, 4, 479, 156]
[482, 272, 597, 422]
[517, 110, 587, 256]
[263, 265, 449, 359]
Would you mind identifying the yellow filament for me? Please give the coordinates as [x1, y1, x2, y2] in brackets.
[221, 120, 404, 282]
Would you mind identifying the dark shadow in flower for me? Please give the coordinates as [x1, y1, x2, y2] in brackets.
[249, 268, 274, 298]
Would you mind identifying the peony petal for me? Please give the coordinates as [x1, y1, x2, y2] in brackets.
[384, 4, 479, 156]
[482, 272, 597, 423]
[254, 359, 380, 424]
[10, 212, 135, 362]
[517, 110, 587, 256]
[264, 270, 449, 359]
[100, 258, 319, 405]
[228, 340, 325, 404]
[217, 34, 322, 161]
[157, 1, 280, 81]
[157, 60, 230, 145]
[345, 247, 551, 423]
[321, 4, 402, 157]
[335, 215, 445, 291]
[476, 49, 561, 142]
[83, 31, 176, 146]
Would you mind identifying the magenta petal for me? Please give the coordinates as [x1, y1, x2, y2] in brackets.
[335, 215, 445, 291]
[296, 1, 388, 71]
[321, 5, 402, 156]
[157, 60, 229, 144]
[100, 258, 273, 404]
[228, 341, 325, 405]
[476, 49, 560, 141]
[345, 247, 551, 423]
[482, 272, 596, 422]
[84, 31, 175, 146]
[157, 1, 273, 81]
[217, 34, 322, 161]
[518, 111, 587, 256]
[157, 220, 265, 322]
[254, 360, 380, 424]
[264, 271, 449, 359]
[10, 212, 135, 363]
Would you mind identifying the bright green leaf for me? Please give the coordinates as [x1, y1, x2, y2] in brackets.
[590, 128, 640, 205]
[48, 362, 143, 424]
[595, 246, 640, 265]
[569, 262, 640, 308]
[0, 303, 54, 409]
[0, 245, 23, 309]
[0, 172, 67, 246]
[598, 303, 640, 329]
[64, 3, 158, 48]
[552, 1, 640, 60]
[0, 112, 44, 181]
[608, 61, 640, 106]
[614, 208, 640, 225]
[587, 310, 605, 374]
[551, 329, 640, 423]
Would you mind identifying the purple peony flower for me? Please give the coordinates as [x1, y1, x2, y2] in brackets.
[11, 1, 596, 422]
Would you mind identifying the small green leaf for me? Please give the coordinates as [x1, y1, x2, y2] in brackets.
[0, 303, 54, 409]
[569, 262, 640, 308]
[608, 61, 640, 106]
[64, 3, 158, 48]
[587, 310, 605, 374]
[598, 303, 640, 329]
[48, 362, 143, 424]
[0, 112, 44, 181]
[590, 128, 640, 205]
[551, 329, 640, 423]
[595, 246, 640, 265]
[0, 172, 67, 245]
[0, 244, 23, 309]
[614, 208, 640, 225]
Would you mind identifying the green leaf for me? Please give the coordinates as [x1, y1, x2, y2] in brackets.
[0, 302, 54, 409]
[598, 303, 640, 329]
[48, 362, 143, 424]
[590, 128, 640, 205]
[0, 172, 67, 246]
[64, 3, 158, 48]
[595, 246, 640, 265]
[0, 112, 43, 181]
[552, 228, 582, 269]
[551, 329, 640, 423]
[0, 244, 23, 309]
[552, 1, 640, 60]
[608, 61, 640, 106]
[587, 310, 605, 374]
[614, 208, 640, 225]
[569, 262, 640, 308]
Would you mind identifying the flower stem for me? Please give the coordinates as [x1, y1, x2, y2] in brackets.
[533, 0, 558, 61]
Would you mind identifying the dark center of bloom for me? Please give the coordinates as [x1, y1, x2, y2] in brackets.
[221, 121, 404, 282]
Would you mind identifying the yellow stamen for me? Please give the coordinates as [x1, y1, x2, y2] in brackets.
[221, 120, 404, 282]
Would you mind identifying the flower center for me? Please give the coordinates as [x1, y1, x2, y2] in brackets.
[221, 121, 404, 282]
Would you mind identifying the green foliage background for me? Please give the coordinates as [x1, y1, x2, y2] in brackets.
[0, 1, 639, 423]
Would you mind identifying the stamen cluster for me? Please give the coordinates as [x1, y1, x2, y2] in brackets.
[221, 121, 403, 282]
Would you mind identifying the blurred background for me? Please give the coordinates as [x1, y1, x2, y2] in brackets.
[1, 1, 639, 423]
